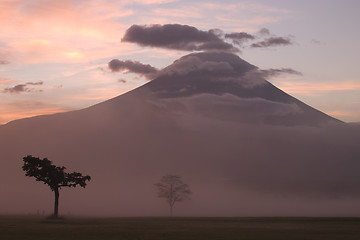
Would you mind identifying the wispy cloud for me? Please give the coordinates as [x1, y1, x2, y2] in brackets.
[3, 81, 44, 94]
[225, 32, 255, 45]
[251, 36, 293, 48]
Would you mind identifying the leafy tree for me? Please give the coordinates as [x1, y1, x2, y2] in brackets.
[22, 155, 91, 218]
[154, 174, 192, 216]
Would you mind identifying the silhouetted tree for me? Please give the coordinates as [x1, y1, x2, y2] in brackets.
[154, 174, 192, 216]
[22, 155, 91, 218]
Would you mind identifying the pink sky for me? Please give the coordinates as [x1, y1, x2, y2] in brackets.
[1, 0, 359, 124]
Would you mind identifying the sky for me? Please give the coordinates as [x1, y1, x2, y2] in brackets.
[1, 0, 360, 124]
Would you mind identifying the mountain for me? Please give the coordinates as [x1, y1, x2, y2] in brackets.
[0, 52, 359, 217]
[134, 51, 341, 126]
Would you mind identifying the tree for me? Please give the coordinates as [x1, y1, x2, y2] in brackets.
[22, 155, 91, 218]
[154, 174, 192, 216]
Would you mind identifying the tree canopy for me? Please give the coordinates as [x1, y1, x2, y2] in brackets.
[22, 155, 91, 217]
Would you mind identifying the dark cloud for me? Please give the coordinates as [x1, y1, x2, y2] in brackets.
[3, 81, 43, 94]
[108, 59, 159, 80]
[120, 24, 295, 54]
[0, 60, 9, 65]
[225, 32, 255, 45]
[251, 36, 293, 48]
[122, 24, 238, 52]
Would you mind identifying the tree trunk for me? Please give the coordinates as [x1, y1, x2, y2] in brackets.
[170, 204, 173, 217]
[54, 188, 59, 218]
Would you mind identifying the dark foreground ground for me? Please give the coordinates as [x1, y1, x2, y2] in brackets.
[1, 216, 360, 240]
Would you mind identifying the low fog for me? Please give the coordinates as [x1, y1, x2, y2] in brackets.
[1, 51, 359, 217]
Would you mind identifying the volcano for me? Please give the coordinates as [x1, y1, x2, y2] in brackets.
[125, 51, 341, 126]
[0, 52, 359, 217]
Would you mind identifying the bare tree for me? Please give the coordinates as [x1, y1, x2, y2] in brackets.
[154, 174, 192, 216]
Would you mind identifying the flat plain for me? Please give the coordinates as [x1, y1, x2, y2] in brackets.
[1, 216, 360, 240]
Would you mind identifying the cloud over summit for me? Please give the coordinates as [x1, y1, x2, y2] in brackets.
[159, 51, 256, 78]
[109, 51, 301, 89]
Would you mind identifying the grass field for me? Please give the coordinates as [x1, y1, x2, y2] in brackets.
[1, 216, 360, 240]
